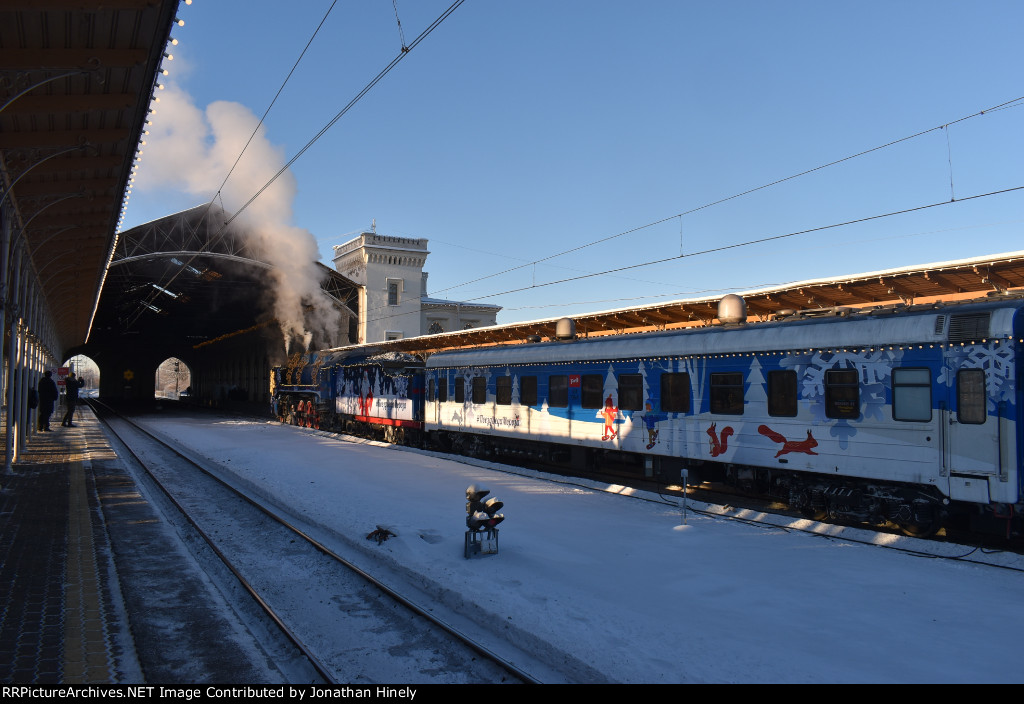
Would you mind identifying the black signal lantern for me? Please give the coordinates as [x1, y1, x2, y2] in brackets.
[466, 484, 504, 530]
[464, 484, 503, 559]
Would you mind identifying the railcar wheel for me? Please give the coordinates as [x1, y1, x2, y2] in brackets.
[799, 507, 828, 521]
[896, 497, 942, 538]
[899, 519, 939, 538]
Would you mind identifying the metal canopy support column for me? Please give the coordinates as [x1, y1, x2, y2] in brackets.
[4, 243, 23, 472]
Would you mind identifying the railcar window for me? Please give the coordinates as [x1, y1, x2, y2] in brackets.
[581, 375, 603, 409]
[520, 375, 538, 406]
[768, 370, 798, 417]
[618, 374, 643, 411]
[660, 372, 690, 413]
[427, 378, 435, 402]
[496, 376, 512, 405]
[825, 369, 860, 419]
[438, 376, 448, 403]
[957, 369, 986, 424]
[549, 375, 568, 408]
[892, 368, 931, 422]
[710, 373, 744, 415]
[455, 378, 465, 404]
[472, 376, 487, 404]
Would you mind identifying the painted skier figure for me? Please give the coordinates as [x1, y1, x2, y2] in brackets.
[641, 402, 666, 450]
[601, 395, 619, 441]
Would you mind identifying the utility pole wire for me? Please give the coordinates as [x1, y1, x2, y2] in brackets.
[224, 0, 466, 229]
[429, 96, 1024, 298]
[127, 1, 466, 327]
[459, 185, 1024, 303]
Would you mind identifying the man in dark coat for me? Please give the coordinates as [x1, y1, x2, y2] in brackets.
[62, 371, 85, 427]
[37, 370, 58, 431]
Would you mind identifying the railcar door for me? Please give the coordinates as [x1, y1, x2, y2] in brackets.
[944, 366, 1001, 477]
[428, 371, 439, 425]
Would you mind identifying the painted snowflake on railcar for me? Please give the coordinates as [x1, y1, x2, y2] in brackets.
[937, 342, 1016, 414]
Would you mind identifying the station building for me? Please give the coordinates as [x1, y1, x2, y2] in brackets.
[332, 229, 501, 343]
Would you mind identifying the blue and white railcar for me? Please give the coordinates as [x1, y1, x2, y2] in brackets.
[272, 348, 424, 440]
[425, 298, 1023, 534]
[331, 351, 424, 442]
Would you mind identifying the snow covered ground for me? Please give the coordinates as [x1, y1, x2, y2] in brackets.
[138, 414, 1024, 684]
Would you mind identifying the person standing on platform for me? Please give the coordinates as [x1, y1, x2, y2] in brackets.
[37, 370, 58, 431]
[62, 371, 85, 427]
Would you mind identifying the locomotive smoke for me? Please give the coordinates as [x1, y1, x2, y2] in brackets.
[133, 85, 343, 354]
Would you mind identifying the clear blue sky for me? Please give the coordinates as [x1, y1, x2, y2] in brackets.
[125, 1, 1023, 326]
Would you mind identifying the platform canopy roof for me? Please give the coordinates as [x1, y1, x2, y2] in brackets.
[0, 0, 179, 357]
[384, 250, 1024, 355]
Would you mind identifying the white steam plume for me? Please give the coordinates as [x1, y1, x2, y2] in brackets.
[134, 85, 342, 351]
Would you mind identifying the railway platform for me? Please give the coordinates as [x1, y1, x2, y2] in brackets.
[0, 404, 277, 684]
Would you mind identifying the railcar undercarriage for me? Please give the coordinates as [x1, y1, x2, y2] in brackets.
[432, 429, 964, 537]
[719, 465, 950, 537]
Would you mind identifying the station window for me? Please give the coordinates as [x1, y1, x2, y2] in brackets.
[472, 376, 487, 404]
[892, 368, 931, 422]
[660, 372, 690, 413]
[957, 369, 986, 424]
[549, 375, 568, 408]
[520, 376, 537, 406]
[710, 372, 744, 415]
[581, 374, 603, 409]
[386, 279, 402, 306]
[768, 370, 798, 417]
[454, 378, 465, 404]
[618, 374, 643, 411]
[496, 376, 512, 405]
[825, 369, 859, 419]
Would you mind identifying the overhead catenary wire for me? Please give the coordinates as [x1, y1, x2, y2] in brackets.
[427, 96, 1024, 300]
[127, 0, 466, 327]
[352, 185, 1024, 331]
[458, 185, 1024, 303]
[212, 0, 341, 207]
[392, 0, 409, 52]
[222, 0, 466, 230]
[127, 13, 1019, 334]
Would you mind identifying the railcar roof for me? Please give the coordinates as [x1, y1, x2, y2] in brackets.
[426, 297, 1023, 368]
[303, 348, 422, 368]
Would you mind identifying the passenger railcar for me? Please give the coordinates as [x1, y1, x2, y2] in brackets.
[272, 348, 424, 443]
[423, 297, 1024, 536]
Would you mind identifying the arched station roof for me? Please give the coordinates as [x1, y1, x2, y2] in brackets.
[86, 204, 360, 357]
[1, 0, 179, 358]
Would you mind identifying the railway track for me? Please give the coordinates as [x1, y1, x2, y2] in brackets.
[92, 401, 548, 684]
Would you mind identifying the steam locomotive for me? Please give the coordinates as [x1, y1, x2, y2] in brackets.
[271, 295, 1024, 537]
